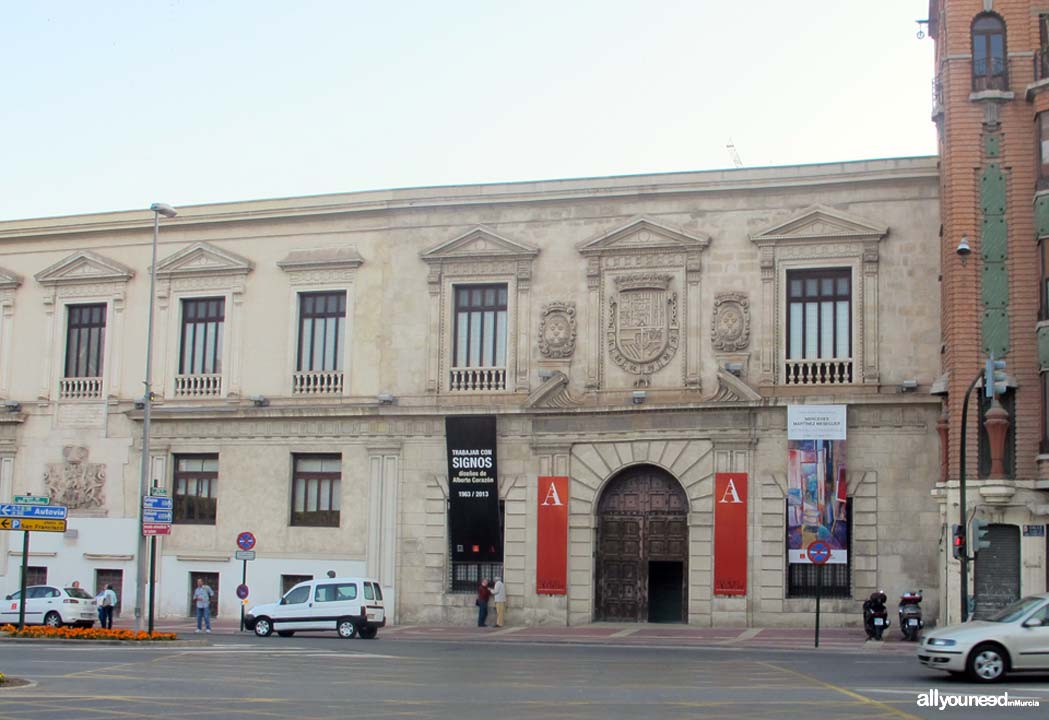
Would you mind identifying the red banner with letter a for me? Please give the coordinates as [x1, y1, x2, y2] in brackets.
[714, 472, 748, 596]
[536, 476, 568, 595]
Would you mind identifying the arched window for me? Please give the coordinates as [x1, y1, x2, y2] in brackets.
[972, 13, 1007, 91]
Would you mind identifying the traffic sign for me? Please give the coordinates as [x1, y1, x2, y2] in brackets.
[0, 503, 67, 519]
[142, 523, 171, 536]
[150, 487, 170, 497]
[806, 540, 831, 565]
[13, 495, 49, 505]
[143, 496, 173, 510]
[236, 584, 250, 600]
[0, 517, 66, 533]
[235, 550, 256, 561]
[143, 509, 173, 523]
[236, 531, 256, 551]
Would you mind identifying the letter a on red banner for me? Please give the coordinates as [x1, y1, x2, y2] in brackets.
[536, 476, 568, 595]
[714, 473, 747, 596]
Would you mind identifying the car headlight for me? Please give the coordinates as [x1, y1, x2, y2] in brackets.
[926, 638, 957, 647]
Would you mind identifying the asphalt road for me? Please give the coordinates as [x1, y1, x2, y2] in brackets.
[1, 634, 1048, 719]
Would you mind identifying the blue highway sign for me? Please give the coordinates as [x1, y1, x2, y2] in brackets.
[143, 496, 174, 511]
[0, 503, 67, 519]
[143, 509, 173, 523]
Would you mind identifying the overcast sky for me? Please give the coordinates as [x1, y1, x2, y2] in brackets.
[0, 1, 935, 221]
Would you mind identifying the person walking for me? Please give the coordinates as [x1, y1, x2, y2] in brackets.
[490, 576, 506, 628]
[94, 587, 106, 626]
[100, 584, 117, 629]
[476, 578, 492, 627]
[193, 578, 214, 633]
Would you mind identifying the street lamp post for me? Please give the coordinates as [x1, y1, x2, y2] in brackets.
[135, 203, 176, 631]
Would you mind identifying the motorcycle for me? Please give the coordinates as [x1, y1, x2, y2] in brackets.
[863, 590, 890, 640]
[899, 590, 923, 641]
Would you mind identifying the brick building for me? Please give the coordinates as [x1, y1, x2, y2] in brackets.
[930, 0, 1049, 623]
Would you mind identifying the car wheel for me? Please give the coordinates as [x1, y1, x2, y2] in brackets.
[968, 643, 1008, 683]
[358, 626, 378, 640]
[44, 611, 62, 628]
[277, 631, 295, 637]
[253, 617, 273, 637]
[337, 618, 358, 639]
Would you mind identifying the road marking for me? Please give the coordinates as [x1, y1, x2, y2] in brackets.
[609, 627, 640, 638]
[759, 660, 922, 720]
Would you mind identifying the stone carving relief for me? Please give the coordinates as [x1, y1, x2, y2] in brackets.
[44, 446, 106, 510]
[538, 302, 577, 359]
[607, 273, 679, 386]
[711, 292, 751, 352]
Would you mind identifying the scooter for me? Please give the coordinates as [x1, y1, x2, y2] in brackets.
[898, 590, 923, 641]
[863, 590, 890, 640]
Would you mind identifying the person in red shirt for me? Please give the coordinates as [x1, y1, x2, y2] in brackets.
[476, 579, 492, 627]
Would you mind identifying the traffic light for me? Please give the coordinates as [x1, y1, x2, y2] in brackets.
[952, 524, 966, 559]
[973, 518, 992, 552]
[985, 353, 1008, 398]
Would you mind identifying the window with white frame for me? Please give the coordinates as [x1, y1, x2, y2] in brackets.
[453, 284, 508, 370]
[62, 303, 106, 399]
[785, 269, 852, 385]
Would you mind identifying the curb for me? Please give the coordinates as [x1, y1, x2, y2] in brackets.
[0, 636, 209, 647]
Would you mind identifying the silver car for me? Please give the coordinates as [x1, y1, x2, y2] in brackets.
[918, 593, 1049, 682]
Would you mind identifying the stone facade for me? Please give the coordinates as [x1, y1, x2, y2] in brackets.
[0, 157, 943, 626]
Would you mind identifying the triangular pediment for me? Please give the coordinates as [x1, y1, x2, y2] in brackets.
[277, 246, 363, 272]
[35, 251, 133, 286]
[577, 217, 710, 255]
[155, 242, 254, 279]
[0, 266, 22, 290]
[421, 226, 538, 264]
[750, 205, 887, 245]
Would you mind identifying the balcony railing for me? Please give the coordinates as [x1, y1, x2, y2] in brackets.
[972, 58, 1008, 92]
[784, 358, 853, 386]
[449, 366, 507, 392]
[292, 370, 344, 395]
[174, 373, 223, 398]
[59, 376, 103, 400]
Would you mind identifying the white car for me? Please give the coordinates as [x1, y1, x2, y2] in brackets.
[918, 593, 1049, 682]
[2, 585, 98, 627]
[246, 576, 386, 639]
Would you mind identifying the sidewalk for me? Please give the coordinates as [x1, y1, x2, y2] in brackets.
[112, 616, 919, 654]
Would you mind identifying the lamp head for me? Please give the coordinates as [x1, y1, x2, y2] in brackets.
[956, 235, 971, 259]
[150, 203, 177, 218]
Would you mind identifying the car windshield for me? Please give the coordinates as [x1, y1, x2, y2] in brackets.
[986, 596, 1045, 623]
[64, 588, 93, 599]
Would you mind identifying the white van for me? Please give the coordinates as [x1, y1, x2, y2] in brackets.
[245, 577, 386, 639]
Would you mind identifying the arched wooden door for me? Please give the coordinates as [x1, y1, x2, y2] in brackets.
[595, 465, 688, 622]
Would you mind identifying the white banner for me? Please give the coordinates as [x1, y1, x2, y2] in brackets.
[787, 405, 847, 441]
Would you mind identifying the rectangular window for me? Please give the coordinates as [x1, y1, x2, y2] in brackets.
[64, 304, 106, 378]
[786, 500, 852, 598]
[281, 574, 313, 595]
[453, 285, 507, 368]
[1041, 373, 1049, 455]
[1041, 239, 1049, 321]
[26, 566, 47, 586]
[449, 500, 505, 592]
[291, 454, 341, 527]
[94, 569, 123, 617]
[297, 292, 346, 372]
[173, 454, 218, 525]
[786, 269, 851, 360]
[179, 298, 225, 375]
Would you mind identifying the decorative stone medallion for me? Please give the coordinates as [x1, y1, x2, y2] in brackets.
[607, 273, 679, 383]
[711, 292, 750, 352]
[538, 301, 577, 359]
[44, 446, 106, 510]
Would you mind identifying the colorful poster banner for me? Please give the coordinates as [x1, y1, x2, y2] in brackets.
[446, 416, 502, 562]
[714, 472, 747, 595]
[536, 476, 569, 595]
[787, 405, 847, 564]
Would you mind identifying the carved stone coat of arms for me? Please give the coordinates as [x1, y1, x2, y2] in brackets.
[44, 446, 106, 510]
[538, 301, 577, 359]
[607, 273, 679, 383]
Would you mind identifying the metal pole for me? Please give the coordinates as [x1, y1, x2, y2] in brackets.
[814, 564, 822, 648]
[958, 369, 982, 623]
[240, 559, 247, 632]
[148, 535, 157, 634]
[17, 530, 29, 630]
[135, 210, 162, 630]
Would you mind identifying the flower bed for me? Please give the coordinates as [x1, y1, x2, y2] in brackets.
[0, 624, 176, 641]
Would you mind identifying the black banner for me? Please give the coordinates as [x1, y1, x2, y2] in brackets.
[446, 416, 502, 562]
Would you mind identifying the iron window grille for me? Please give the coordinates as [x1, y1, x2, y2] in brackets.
[448, 500, 505, 593]
[786, 499, 852, 599]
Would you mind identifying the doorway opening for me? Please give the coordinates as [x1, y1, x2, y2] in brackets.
[647, 561, 684, 623]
